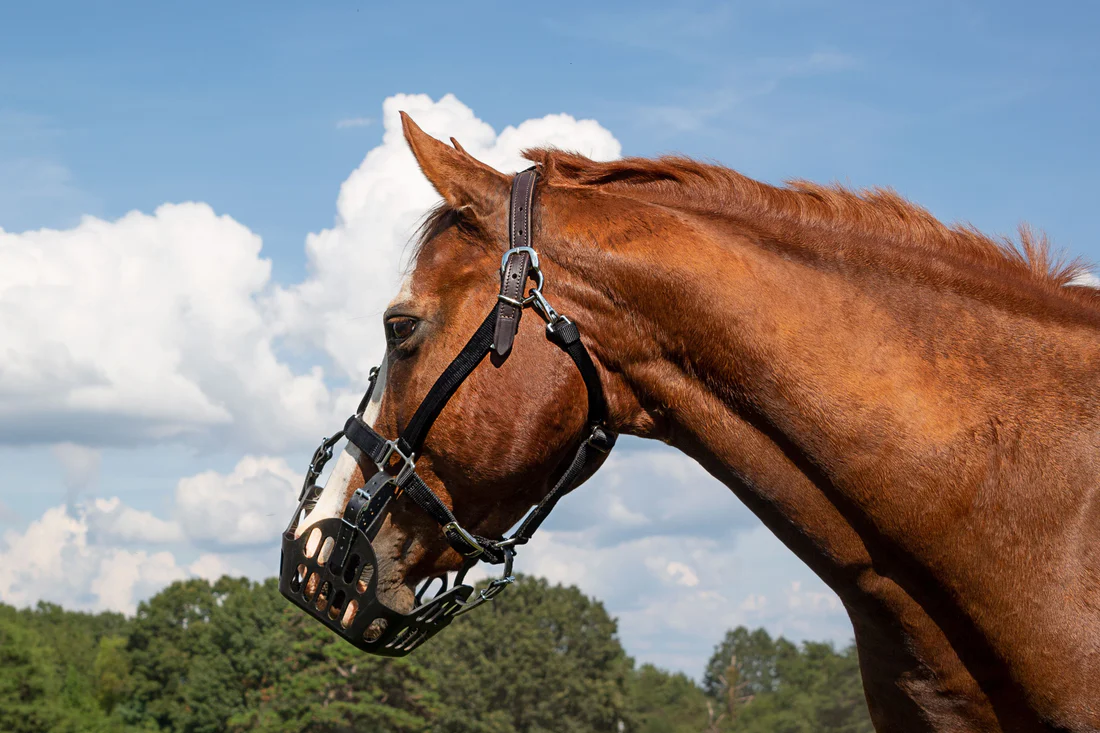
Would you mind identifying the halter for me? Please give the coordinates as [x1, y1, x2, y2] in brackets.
[279, 167, 616, 656]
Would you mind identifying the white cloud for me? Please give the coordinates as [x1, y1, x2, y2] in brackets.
[0, 203, 340, 451]
[90, 549, 188, 615]
[0, 449, 307, 613]
[188, 553, 244, 581]
[0, 505, 190, 613]
[173, 455, 301, 549]
[517, 518, 850, 674]
[545, 439, 758, 546]
[85, 497, 185, 545]
[665, 561, 700, 587]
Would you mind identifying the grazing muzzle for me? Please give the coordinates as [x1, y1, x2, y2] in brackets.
[279, 168, 616, 656]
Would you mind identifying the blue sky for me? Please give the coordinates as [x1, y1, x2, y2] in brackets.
[2, 0, 1098, 675]
[5, 1, 1098, 269]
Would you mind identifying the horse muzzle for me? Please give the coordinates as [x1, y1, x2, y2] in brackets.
[279, 470, 478, 657]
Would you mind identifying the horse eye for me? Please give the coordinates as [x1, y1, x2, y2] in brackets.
[385, 316, 418, 343]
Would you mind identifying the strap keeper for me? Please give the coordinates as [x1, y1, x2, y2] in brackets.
[546, 317, 580, 346]
[586, 425, 616, 454]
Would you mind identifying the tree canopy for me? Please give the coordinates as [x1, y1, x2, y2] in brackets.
[0, 575, 872, 732]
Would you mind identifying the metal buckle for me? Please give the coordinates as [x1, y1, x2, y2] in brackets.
[500, 246, 539, 274]
[442, 521, 485, 558]
[379, 440, 417, 485]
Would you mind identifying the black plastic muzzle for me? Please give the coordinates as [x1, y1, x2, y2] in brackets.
[279, 473, 474, 657]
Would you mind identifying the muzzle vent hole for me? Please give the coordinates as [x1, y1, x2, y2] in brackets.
[364, 617, 387, 642]
[357, 564, 374, 594]
[317, 536, 335, 566]
[328, 590, 346, 620]
[415, 575, 446, 605]
[291, 564, 307, 592]
[304, 528, 322, 558]
[315, 581, 332, 611]
[341, 600, 358, 628]
[342, 555, 360, 585]
[304, 572, 320, 600]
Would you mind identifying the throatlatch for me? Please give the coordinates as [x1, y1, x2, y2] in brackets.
[279, 168, 616, 656]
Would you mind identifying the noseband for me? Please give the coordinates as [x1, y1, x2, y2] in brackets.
[279, 168, 616, 656]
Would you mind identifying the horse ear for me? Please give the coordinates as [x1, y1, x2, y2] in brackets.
[401, 112, 508, 214]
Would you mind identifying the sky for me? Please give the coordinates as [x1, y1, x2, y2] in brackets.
[1, 1, 1098, 676]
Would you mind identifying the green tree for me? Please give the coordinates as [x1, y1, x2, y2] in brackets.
[93, 634, 133, 714]
[0, 604, 121, 732]
[0, 606, 67, 733]
[628, 663, 710, 733]
[422, 575, 633, 733]
[232, 600, 438, 733]
[701, 626, 873, 733]
[125, 578, 221, 730]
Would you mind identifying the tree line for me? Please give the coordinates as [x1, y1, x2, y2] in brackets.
[1, 575, 873, 732]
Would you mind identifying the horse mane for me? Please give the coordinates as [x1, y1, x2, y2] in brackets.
[522, 147, 1100, 316]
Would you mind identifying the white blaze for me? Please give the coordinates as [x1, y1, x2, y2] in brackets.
[296, 358, 389, 539]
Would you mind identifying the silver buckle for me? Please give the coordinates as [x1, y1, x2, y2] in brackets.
[379, 440, 417, 485]
[442, 521, 484, 558]
[500, 246, 539, 274]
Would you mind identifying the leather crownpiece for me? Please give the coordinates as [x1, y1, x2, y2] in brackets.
[493, 168, 539, 357]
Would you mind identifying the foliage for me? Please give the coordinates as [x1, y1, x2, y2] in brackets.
[702, 627, 874, 733]
[423, 576, 632, 733]
[0, 576, 874, 732]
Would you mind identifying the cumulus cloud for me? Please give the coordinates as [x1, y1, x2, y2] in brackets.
[1068, 268, 1100, 288]
[173, 455, 300, 549]
[0, 449, 307, 613]
[0, 203, 338, 451]
[519, 522, 849, 673]
[0, 505, 188, 613]
[543, 439, 758, 546]
[85, 497, 185, 545]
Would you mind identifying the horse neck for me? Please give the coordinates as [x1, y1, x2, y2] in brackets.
[548, 206, 938, 491]
[542, 195, 1095, 543]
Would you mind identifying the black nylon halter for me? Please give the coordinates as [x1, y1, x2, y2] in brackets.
[281, 168, 616, 654]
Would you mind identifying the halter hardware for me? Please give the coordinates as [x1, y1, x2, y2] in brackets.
[280, 167, 616, 656]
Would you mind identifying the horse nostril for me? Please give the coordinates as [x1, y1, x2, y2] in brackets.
[356, 564, 374, 594]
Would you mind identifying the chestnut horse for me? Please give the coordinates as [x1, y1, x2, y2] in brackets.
[307, 114, 1100, 732]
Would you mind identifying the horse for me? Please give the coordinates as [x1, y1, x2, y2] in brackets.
[292, 113, 1100, 732]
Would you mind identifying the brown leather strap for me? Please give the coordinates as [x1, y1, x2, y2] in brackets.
[493, 168, 539, 357]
